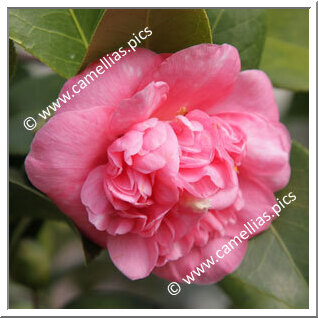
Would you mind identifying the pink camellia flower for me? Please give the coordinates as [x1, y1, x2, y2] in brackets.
[25, 44, 291, 284]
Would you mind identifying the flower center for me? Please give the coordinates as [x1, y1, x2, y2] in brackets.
[176, 106, 188, 116]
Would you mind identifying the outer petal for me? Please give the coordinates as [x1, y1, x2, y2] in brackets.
[107, 234, 158, 280]
[208, 70, 279, 121]
[141, 44, 241, 120]
[224, 174, 277, 237]
[154, 237, 247, 284]
[217, 112, 291, 191]
[109, 81, 169, 136]
[25, 107, 113, 247]
[57, 48, 164, 114]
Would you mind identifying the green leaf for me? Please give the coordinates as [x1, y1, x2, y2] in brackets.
[9, 168, 67, 222]
[81, 9, 212, 68]
[205, 9, 267, 69]
[9, 9, 105, 78]
[10, 73, 65, 117]
[260, 9, 309, 91]
[9, 39, 18, 81]
[64, 290, 160, 309]
[9, 114, 35, 156]
[9, 74, 65, 155]
[220, 141, 309, 308]
[275, 142, 309, 282]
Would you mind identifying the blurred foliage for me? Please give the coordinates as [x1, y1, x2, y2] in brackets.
[9, 40, 17, 81]
[282, 93, 309, 148]
[11, 239, 51, 290]
[260, 9, 309, 91]
[286, 93, 309, 118]
[9, 8, 309, 309]
[64, 290, 161, 309]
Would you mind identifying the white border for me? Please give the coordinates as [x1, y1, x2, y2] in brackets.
[3, 1, 316, 316]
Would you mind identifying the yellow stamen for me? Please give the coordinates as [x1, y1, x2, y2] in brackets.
[234, 165, 239, 173]
[177, 106, 188, 116]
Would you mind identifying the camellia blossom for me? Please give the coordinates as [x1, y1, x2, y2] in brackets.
[25, 44, 291, 284]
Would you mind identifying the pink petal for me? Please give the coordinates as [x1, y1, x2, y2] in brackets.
[133, 152, 167, 174]
[133, 122, 179, 176]
[142, 120, 167, 151]
[153, 175, 179, 206]
[109, 81, 169, 136]
[180, 162, 239, 211]
[156, 221, 175, 255]
[154, 237, 247, 284]
[57, 48, 164, 114]
[108, 130, 144, 166]
[107, 234, 158, 280]
[217, 112, 291, 191]
[208, 70, 279, 121]
[141, 44, 240, 120]
[81, 165, 111, 231]
[25, 107, 116, 247]
[158, 235, 194, 266]
[164, 204, 205, 241]
[107, 218, 135, 235]
[25, 107, 112, 200]
[159, 53, 173, 59]
[225, 174, 277, 237]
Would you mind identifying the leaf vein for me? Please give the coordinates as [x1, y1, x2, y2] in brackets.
[270, 225, 308, 285]
[10, 12, 85, 45]
[69, 9, 89, 49]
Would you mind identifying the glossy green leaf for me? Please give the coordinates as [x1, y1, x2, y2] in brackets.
[9, 114, 35, 156]
[64, 290, 160, 309]
[10, 73, 65, 116]
[9, 9, 105, 78]
[275, 142, 309, 282]
[9, 74, 65, 155]
[205, 9, 267, 69]
[260, 9, 309, 91]
[9, 39, 18, 81]
[220, 141, 309, 308]
[81, 9, 212, 68]
[9, 168, 67, 222]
